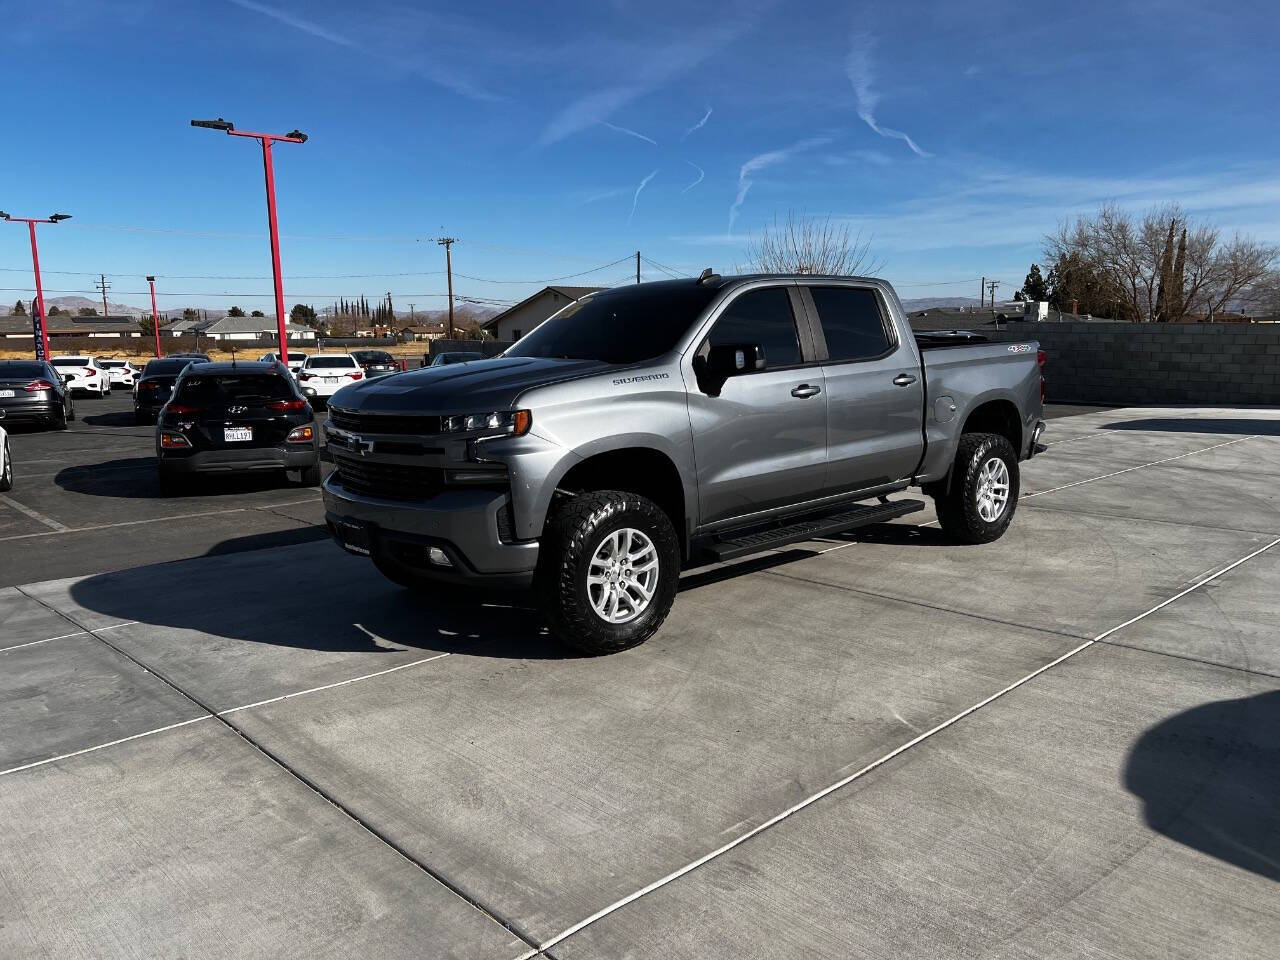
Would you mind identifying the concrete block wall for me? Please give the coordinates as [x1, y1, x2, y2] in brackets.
[984, 323, 1280, 405]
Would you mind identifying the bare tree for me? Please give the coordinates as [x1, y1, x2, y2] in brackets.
[1046, 204, 1277, 321]
[744, 212, 882, 276]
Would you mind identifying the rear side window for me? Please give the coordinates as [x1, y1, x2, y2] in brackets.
[808, 287, 893, 362]
[51, 358, 88, 367]
[307, 356, 357, 369]
[175, 374, 294, 404]
[0, 362, 50, 378]
[706, 287, 802, 368]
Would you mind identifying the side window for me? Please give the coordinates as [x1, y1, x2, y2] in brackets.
[808, 287, 893, 362]
[706, 287, 802, 369]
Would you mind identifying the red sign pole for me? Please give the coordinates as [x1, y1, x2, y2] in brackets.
[26, 221, 51, 362]
[147, 276, 162, 358]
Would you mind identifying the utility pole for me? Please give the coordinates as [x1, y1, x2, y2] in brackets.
[96, 273, 112, 319]
[146, 276, 162, 358]
[408, 302, 415, 321]
[986, 279, 1000, 309]
[980, 276, 986, 308]
[438, 237, 457, 339]
[636, 250, 641, 284]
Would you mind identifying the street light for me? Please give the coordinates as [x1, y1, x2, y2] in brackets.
[1, 210, 71, 361]
[191, 117, 307, 365]
[146, 276, 162, 359]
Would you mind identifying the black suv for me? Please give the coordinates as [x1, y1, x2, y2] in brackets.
[155, 361, 319, 491]
[0, 360, 75, 430]
[134, 357, 201, 424]
[351, 350, 399, 378]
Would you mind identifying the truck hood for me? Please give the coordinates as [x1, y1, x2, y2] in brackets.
[329, 356, 611, 413]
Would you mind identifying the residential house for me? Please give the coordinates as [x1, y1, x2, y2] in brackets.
[201, 316, 317, 342]
[482, 286, 603, 343]
[398, 323, 444, 341]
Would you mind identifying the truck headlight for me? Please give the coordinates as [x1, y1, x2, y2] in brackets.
[441, 409, 531, 437]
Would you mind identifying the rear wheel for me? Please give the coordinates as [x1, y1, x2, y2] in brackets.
[933, 433, 1020, 544]
[535, 490, 680, 655]
[0, 440, 12, 492]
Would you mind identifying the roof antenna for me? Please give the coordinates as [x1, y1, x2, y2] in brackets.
[697, 267, 720, 284]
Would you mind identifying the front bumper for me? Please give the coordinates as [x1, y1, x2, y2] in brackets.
[158, 444, 318, 474]
[322, 473, 539, 587]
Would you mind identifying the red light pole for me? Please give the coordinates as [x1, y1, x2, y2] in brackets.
[146, 275, 162, 358]
[1, 211, 71, 362]
[191, 118, 307, 366]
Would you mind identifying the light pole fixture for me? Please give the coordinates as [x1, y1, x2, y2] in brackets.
[191, 118, 307, 364]
[1, 211, 72, 361]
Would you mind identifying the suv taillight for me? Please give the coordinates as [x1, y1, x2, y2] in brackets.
[165, 403, 201, 415]
[266, 399, 307, 411]
[26, 379, 54, 392]
[1037, 349, 1047, 403]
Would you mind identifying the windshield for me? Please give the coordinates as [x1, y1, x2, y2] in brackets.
[51, 358, 89, 367]
[505, 283, 719, 363]
[306, 356, 357, 369]
[144, 360, 194, 376]
[174, 374, 294, 404]
[98, 360, 124, 368]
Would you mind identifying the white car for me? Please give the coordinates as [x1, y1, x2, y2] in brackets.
[259, 351, 307, 377]
[0, 418, 11, 491]
[98, 359, 140, 388]
[50, 356, 111, 397]
[297, 353, 362, 408]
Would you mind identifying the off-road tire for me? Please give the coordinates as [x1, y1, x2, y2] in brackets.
[535, 490, 680, 655]
[933, 432, 1020, 544]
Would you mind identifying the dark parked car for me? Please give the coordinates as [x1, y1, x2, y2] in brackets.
[0, 360, 75, 429]
[155, 361, 319, 491]
[167, 352, 212, 362]
[351, 350, 399, 378]
[429, 351, 484, 366]
[134, 357, 198, 424]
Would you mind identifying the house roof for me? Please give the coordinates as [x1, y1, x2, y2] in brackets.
[203, 316, 312, 335]
[0, 315, 145, 335]
[482, 285, 604, 330]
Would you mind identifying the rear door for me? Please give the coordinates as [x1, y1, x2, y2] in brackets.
[686, 284, 828, 526]
[800, 284, 924, 495]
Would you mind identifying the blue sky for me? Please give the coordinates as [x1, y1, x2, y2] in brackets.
[4, 0, 1278, 314]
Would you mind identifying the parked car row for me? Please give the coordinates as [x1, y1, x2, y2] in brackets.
[0, 360, 77, 429]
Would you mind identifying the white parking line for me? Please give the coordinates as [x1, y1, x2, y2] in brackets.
[0, 508, 249, 543]
[0, 495, 69, 531]
[0, 621, 137, 654]
[513, 534, 1280, 959]
[0, 650, 452, 778]
[817, 434, 1262, 549]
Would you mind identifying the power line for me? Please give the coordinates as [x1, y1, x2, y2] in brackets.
[0, 286, 518, 303]
[451, 255, 634, 285]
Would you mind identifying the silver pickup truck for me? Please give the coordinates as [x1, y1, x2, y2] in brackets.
[322, 273, 1045, 654]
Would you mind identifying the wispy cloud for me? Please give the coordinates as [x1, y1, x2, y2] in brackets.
[228, 0, 501, 102]
[538, 14, 759, 146]
[629, 169, 660, 224]
[682, 161, 705, 193]
[581, 186, 632, 205]
[845, 31, 930, 157]
[729, 136, 832, 231]
[681, 106, 713, 140]
[228, 0, 356, 47]
[598, 120, 658, 146]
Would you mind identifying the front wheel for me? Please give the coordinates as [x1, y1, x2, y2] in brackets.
[933, 433, 1020, 544]
[535, 490, 680, 655]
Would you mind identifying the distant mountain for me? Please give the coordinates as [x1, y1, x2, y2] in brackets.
[900, 296, 983, 312]
[0, 295, 146, 318]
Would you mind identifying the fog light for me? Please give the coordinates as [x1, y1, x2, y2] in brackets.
[428, 546, 452, 567]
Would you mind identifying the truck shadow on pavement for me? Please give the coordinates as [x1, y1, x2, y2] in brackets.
[1124, 690, 1280, 881]
[1102, 417, 1280, 436]
[55, 456, 318, 499]
[66, 533, 575, 661]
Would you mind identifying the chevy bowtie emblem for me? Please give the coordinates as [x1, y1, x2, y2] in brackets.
[351, 434, 374, 456]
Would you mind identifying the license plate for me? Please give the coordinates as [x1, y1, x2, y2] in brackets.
[324, 377, 339, 385]
[224, 426, 253, 442]
[333, 518, 371, 555]
[0, 390, 13, 398]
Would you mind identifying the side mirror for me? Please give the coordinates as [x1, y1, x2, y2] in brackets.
[706, 343, 766, 378]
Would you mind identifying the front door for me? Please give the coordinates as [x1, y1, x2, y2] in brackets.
[686, 285, 828, 526]
[801, 285, 924, 495]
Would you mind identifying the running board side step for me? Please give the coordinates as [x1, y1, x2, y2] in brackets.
[702, 499, 925, 563]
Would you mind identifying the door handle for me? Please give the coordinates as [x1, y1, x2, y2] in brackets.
[893, 373, 918, 386]
[790, 384, 822, 398]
